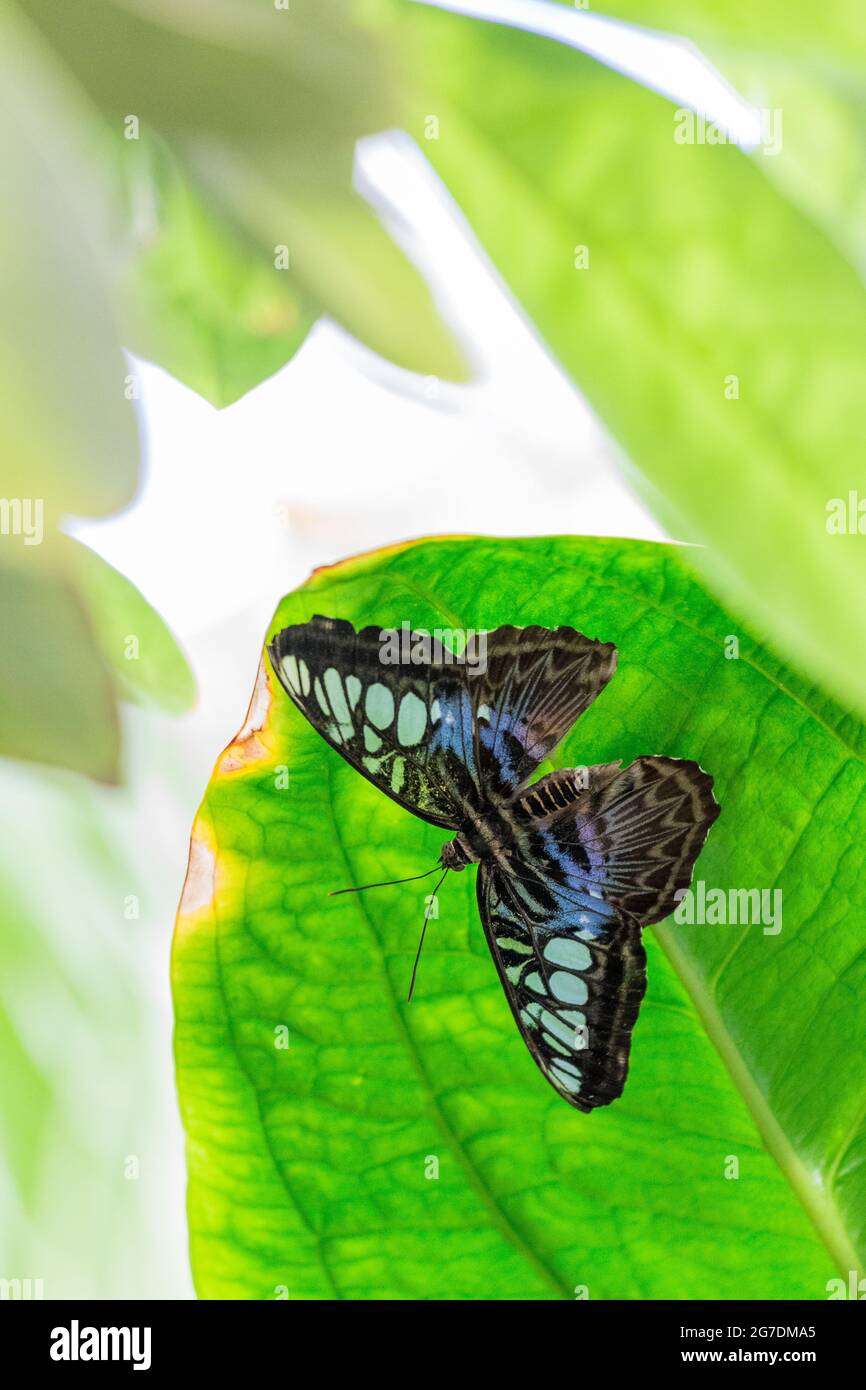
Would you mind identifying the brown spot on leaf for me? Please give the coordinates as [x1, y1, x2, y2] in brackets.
[218, 657, 273, 774]
[178, 822, 217, 918]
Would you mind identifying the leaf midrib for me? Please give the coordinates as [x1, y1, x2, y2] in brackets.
[657, 923, 862, 1277]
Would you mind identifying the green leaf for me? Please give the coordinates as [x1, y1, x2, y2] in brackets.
[0, 0, 138, 522]
[70, 540, 196, 714]
[0, 557, 119, 783]
[173, 535, 866, 1299]
[582, 1, 866, 278]
[0, 537, 194, 781]
[590, 0, 866, 69]
[390, 5, 866, 724]
[121, 148, 314, 407]
[16, 0, 467, 396]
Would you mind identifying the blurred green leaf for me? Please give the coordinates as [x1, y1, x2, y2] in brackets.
[720, 58, 866, 279]
[0, 535, 195, 780]
[0, 557, 119, 782]
[173, 536, 866, 1299]
[392, 5, 866, 722]
[193, 141, 468, 381]
[585, 1, 866, 277]
[592, 0, 866, 69]
[17, 0, 467, 396]
[0, 747, 196, 1297]
[71, 540, 196, 714]
[0, 0, 138, 522]
[121, 145, 314, 407]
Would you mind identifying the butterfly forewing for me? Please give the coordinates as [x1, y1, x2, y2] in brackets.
[268, 617, 616, 818]
[470, 625, 616, 796]
[267, 615, 481, 827]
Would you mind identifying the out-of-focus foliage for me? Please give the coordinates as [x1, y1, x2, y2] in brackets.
[588, 0, 866, 276]
[0, 2, 194, 781]
[120, 145, 316, 410]
[0, 556, 119, 782]
[0, 739, 196, 1298]
[16, 0, 466, 402]
[0, 4, 136, 524]
[73, 541, 196, 716]
[2, 0, 468, 782]
[174, 536, 866, 1299]
[392, 1, 866, 726]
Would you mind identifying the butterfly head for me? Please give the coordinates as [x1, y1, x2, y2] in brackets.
[440, 835, 475, 872]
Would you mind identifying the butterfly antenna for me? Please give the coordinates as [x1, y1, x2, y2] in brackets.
[328, 864, 442, 897]
[407, 866, 449, 1004]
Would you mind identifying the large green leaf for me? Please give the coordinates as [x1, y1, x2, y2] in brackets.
[586, 0, 866, 277]
[389, 4, 866, 724]
[173, 535, 866, 1299]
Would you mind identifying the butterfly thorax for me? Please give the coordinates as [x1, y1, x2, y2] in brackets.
[441, 807, 517, 871]
[442, 767, 598, 871]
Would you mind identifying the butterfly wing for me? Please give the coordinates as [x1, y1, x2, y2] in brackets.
[477, 860, 647, 1111]
[470, 625, 617, 798]
[479, 757, 719, 1110]
[517, 756, 721, 925]
[267, 615, 481, 827]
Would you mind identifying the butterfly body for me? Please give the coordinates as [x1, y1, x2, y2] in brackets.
[267, 614, 720, 1112]
[440, 804, 519, 870]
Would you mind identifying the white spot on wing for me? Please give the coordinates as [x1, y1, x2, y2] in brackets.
[550, 971, 588, 1005]
[544, 937, 592, 971]
[324, 667, 354, 741]
[397, 691, 427, 746]
[366, 682, 394, 729]
[282, 654, 300, 691]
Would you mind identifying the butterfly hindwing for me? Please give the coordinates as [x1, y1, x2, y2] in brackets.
[518, 755, 721, 925]
[477, 860, 647, 1111]
[267, 615, 480, 827]
[478, 757, 718, 1109]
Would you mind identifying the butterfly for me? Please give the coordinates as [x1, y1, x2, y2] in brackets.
[267, 615, 720, 1112]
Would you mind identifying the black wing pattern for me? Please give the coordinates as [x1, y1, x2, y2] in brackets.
[267, 616, 615, 824]
[468, 625, 616, 797]
[480, 758, 719, 1110]
[268, 615, 477, 827]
